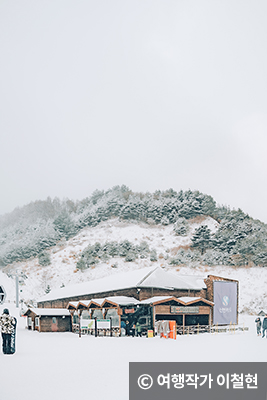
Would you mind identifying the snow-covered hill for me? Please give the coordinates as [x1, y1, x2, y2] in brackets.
[1, 217, 266, 314]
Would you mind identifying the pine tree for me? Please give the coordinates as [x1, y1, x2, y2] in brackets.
[191, 225, 212, 255]
[174, 218, 189, 236]
[125, 251, 136, 262]
[53, 210, 75, 240]
[38, 251, 51, 266]
[150, 249, 158, 262]
[45, 285, 51, 294]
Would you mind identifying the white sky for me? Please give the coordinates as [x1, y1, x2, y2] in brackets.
[1, 1, 267, 222]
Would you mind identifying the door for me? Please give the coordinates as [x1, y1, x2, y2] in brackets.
[51, 317, 58, 332]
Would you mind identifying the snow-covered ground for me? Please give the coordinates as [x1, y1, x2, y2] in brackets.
[1, 217, 267, 313]
[0, 304, 265, 400]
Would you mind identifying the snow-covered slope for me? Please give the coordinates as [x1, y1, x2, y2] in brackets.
[1, 217, 266, 314]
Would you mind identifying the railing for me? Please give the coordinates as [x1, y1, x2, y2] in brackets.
[177, 324, 249, 335]
[72, 323, 249, 336]
[177, 324, 210, 335]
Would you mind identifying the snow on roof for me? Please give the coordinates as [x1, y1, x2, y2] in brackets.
[178, 296, 202, 303]
[140, 296, 173, 304]
[137, 268, 205, 290]
[25, 308, 70, 316]
[103, 296, 140, 306]
[177, 296, 214, 305]
[68, 301, 79, 307]
[38, 267, 155, 302]
[77, 300, 91, 307]
[89, 298, 105, 305]
[38, 267, 206, 303]
[67, 294, 214, 309]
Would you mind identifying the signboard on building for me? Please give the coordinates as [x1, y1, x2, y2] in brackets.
[81, 319, 95, 329]
[171, 306, 199, 314]
[81, 319, 112, 329]
[97, 319, 111, 329]
[213, 281, 237, 325]
[124, 308, 135, 314]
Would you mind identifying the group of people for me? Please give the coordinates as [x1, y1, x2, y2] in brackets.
[0, 308, 16, 354]
[121, 320, 142, 337]
[255, 314, 267, 337]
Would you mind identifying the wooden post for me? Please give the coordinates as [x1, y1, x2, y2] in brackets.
[183, 314, 185, 335]
[153, 306, 156, 334]
[95, 317, 97, 337]
[78, 310, 81, 338]
[197, 323, 199, 335]
[70, 310, 74, 333]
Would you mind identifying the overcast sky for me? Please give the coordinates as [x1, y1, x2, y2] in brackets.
[1, 1, 267, 222]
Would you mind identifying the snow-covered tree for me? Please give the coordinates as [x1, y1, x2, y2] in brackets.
[38, 251, 51, 266]
[191, 225, 212, 255]
[150, 249, 158, 262]
[173, 218, 189, 236]
[53, 210, 76, 240]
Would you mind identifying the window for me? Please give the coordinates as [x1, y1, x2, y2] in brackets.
[73, 313, 79, 324]
[139, 317, 147, 325]
[52, 317, 57, 324]
[106, 309, 120, 327]
[81, 310, 90, 319]
[28, 316, 32, 326]
[35, 317, 39, 327]
[92, 309, 103, 319]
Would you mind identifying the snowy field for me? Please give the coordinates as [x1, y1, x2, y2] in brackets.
[0, 305, 265, 400]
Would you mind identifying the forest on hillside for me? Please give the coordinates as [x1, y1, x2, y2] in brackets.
[0, 185, 267, 268]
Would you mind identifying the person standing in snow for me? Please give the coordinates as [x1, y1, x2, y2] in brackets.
[262, 314, 267, 338]
[135, 321, 142, 337]
[255, 317, 262, 336]
[0, 309, 16, 354]
[125, 320, 130, 336]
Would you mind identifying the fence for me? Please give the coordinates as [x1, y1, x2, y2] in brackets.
[177, 324, 249, 335]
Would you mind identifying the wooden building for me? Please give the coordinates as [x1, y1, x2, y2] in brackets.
[67, 296, 143, 335]
[37, 267, 239, 327]
[142, 296, 214, 334]
[38, 267, 208, 308]
[66, 294, 214, 335]
[23, 308, 72, 332]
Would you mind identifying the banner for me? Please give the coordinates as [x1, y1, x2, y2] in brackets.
[213, 281, 237, 325]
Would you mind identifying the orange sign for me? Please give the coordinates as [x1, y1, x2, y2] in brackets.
[124, 308, 135, 314]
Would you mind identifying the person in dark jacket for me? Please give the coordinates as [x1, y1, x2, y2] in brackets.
[255, 317, 262, 336]
[262, 314, 267, 338]
[125, 320, 130, 336]
[0, 309, 16, 354]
